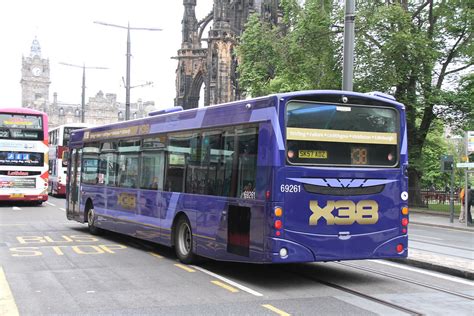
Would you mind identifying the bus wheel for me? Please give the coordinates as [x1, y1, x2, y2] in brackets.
[87, 208, 102, 235]
[174, 216, 196, 264]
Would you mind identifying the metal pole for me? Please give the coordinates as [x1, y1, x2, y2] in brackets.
[125, 23, 131, 121]
[93, 21, 161, 121]
[81, 65, 86, 123]
[59, 62, 108, 122]
[449, 169, 454, 223]
[342, 0, 355, 91]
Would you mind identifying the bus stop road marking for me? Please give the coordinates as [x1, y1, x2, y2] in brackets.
[211, 280, 239, 293]
[174, 263, 196, 273]
[0, 266, 20, 316]
[262, 304, 290, 316]
[148, 252, 163, 259]
[192, 265, 263, 297]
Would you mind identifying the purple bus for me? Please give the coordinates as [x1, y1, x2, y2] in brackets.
[66, 90, 409, 264]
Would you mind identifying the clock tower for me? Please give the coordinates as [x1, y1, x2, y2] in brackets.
[21, 37, 51, 111]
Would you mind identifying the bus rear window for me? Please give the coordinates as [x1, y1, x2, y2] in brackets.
[286, 101, 399, 167]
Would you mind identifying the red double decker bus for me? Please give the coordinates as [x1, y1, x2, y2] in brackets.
[48, 123, 94, 196]
[0, 108, 49, 204]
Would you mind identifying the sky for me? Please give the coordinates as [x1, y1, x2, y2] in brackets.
[0, 0, 214, 110]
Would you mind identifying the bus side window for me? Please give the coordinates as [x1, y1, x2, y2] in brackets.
[167, 132, 197, 193]
[140, 151, 164, 190]
[117, 140, 140, 189]
[118, 154, 139, 188]
[100, 153, 118, 187]
[82, 143, 100, 185]
[222, 126, 258, 198]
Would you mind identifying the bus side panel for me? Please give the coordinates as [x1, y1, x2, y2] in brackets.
[206, 199, 266, 262]
[95, 187, 141, 237]
[80, 185, 105, 223]
[136, 190, 165, 243]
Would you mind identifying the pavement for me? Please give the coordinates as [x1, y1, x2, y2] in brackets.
[398, 208, 474, 280]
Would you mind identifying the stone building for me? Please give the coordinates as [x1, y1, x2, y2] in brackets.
[21, 37, 51, 112]
[21, 38, 154, 128]
[175, 0, 281, 110]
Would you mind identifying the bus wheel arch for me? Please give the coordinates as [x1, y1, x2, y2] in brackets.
[172, 213, 196, 264]
[85, 198, 102, 235]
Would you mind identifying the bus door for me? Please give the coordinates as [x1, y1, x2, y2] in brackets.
[66, 148, 82, 220]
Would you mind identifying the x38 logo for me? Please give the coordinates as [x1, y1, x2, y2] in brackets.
[309, 200, 379, 225]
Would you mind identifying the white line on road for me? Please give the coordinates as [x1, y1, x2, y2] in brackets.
[409, 234, 443, 241]
[411, 223, 473, 234]
[59, 208, 66, 212]
[192, 265, 264, 296]
[0, 224, 27, 227]
[45, 202, 56, 206]
[12, 207, 21, 211]
[372, 259, 474, 286]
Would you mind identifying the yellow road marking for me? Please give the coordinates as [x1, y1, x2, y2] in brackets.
[174, 263, 196, 272]
[211, 280, 239, 293]
[262, 304, 290, 316]
[148, 252, 163, 259]
[0, 266, 19, 316]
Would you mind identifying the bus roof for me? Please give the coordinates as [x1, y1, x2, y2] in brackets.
[0, 107, 47, 115]
[69, 90, 403, 144]
[49, 123, 95, 132]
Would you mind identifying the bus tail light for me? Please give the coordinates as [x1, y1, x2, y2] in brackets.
[40, 172, 48, 187]
[401, 207, 409, 215]
[274, 220, 282, 230]
[274, 206, 283, 236]
[396, 244, 404, 253]
[401, 218, 408, 227]
[266, 190, 271, 200]
[274, 207, 283, 217]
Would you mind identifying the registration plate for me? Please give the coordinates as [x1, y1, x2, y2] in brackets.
[298, 150, 327, 159]
[10, 193, 24, 198]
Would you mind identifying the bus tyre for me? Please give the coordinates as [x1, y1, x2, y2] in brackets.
[174, 216, 196, 264]
[87, 208, 102, 235]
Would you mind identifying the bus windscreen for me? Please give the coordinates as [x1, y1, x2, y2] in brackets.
[286, 101, 399, 167]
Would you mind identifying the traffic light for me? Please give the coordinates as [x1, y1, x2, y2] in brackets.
[440, 155, 453, 172]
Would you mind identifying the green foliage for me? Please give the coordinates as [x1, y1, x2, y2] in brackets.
[235, 0, 473, 197]
[235, 14, 280, 96]
[419, 122, 450, 189]
[236, 0, 342, 96]
[351, 1, 473, 193]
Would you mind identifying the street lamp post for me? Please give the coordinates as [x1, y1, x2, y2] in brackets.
[342, 0, 356, 91]
[94, 21, 162, 120]
[59, 62, 108, 122]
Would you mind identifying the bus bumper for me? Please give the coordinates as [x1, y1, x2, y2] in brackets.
[269, 237, 316, 263]
[0, 194, 48, 202]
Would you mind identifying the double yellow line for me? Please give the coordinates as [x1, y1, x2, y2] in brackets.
[0, 266, 19, 316]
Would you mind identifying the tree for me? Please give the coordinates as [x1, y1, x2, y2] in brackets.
[236, 0, 341, 96]
[236, 0, 473, 205]
[355, 1, 473, 204]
